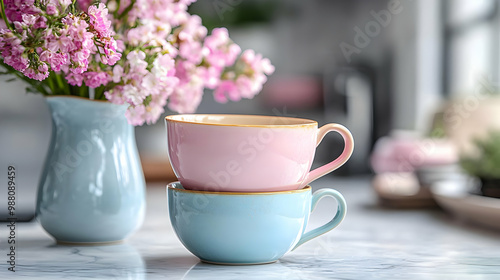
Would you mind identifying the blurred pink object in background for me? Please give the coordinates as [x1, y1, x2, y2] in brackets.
[370, 132, 458, 174]
[261, 76, 323, 109]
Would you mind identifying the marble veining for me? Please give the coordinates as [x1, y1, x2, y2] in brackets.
[1, 177, 500, 279]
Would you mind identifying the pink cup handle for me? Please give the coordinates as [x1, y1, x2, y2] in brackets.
[301, 124, 354, 187]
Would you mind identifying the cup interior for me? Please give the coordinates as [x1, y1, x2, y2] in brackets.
[166, 114, 317, 127]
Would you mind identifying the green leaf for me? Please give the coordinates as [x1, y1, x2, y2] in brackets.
[25, 87, 39, 94]
[118, 0, 136, 20]
[460, 130, 500, 178]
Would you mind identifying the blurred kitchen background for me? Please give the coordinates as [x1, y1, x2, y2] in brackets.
[2, 0, 500, 218]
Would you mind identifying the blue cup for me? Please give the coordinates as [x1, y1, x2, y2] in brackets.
[167, 181, 347, 265]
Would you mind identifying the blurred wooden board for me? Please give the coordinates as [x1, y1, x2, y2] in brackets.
[141, 158, 178, 182]
[372, 173, 438, 208]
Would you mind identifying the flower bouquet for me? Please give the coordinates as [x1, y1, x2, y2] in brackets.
[0, 0, 274, 125]
[1, 0, 274, 244]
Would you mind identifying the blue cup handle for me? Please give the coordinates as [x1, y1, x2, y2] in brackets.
[292, 188, 347, 250]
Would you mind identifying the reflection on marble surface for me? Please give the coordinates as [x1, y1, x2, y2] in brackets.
[1, 177, 500, 279]
[1, 240, 145, 279]
[181, 262, 307, 280]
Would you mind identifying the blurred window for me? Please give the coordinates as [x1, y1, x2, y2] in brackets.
[444, 0, 498, 96]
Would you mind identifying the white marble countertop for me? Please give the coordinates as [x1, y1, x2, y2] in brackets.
[1, 176, 500, 279]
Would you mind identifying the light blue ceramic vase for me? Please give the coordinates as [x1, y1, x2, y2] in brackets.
[36, 96, 146, 244]
[167, 181, 347, 265]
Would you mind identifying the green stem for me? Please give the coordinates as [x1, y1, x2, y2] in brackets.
[70, 0, 77, 14]
[54, 73, 69, 94]
[94, 87, 101, 100]
[95, 86, 107, 100]
[46, 73, 56, 93]
[29, 79, 49, 95]
[78, 85, 88, 97]
[69, 84, 78, 95]
[114, 0, 121, 19]
[118, 0, 136, 20]
[0, 0, 14, 31]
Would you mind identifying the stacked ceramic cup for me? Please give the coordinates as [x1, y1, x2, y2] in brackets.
[165, 114, 354, 265]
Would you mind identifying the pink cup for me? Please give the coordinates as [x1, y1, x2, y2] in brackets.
[165, 114, 354, 192]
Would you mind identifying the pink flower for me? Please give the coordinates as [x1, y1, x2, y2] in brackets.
[112, 65, 124, 83]
[179, 40, 203, 64]
[151, 53, 176, 78]
[240, 49, 275, 75]
[24, 62, 49, 81]
[125, 20, 174, 55]
[176, 15, 207, 63]
[33, 15, 47, 29]
[170, 60, 204, 113]
[0, 30, 28, 71]
[77, 0, 94, 15]
[213, 80, 238, 103]
[46, 3, 58, 16]
[66, 73, 84, 86]
[168, 82, 204, 113]
[52, 14, 95, 74]
[178, 15, 207, 41]
[122, 84, 147, 105]
[210, 49, 274, 104]
[105, 87, 127, 104]
[83, 71, 110, 88]
[127, 50, 147, 68]
[46, 32, 73, 53]
[125, 104, 147, 126]
[199, 66, 221, 89]
[143, 95, 167, 124]
[178, 0, 197, 5]
[203, 28, 241, 69]
[99, 37, 121, 65]
[112, 50, 179, 125]
[209, 49, 275, 103]
[14, 14, 39, 33]
[3, 0, 40, 22]
[235, 74, 263, 99]
[39, 50, 68, 71]
[59, 0, 73, 8]
[88, 3, 113, 38]
[174, 60, 193, 85]
[127, 0, 190, 27]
